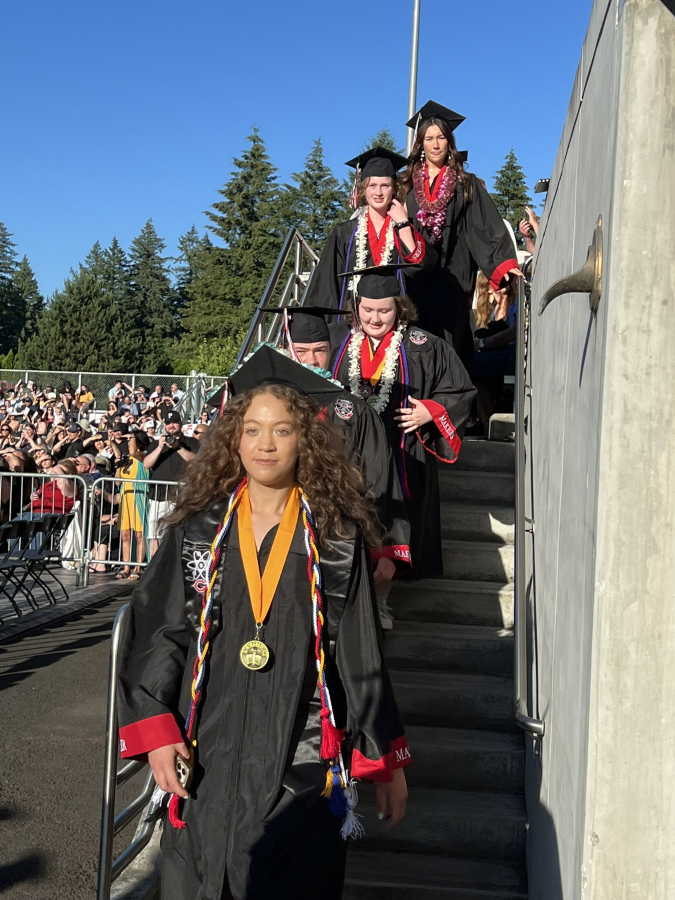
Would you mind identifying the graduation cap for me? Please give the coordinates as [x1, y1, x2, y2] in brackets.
[265, 306, 347, 343]
[206, 344, 344, 409]
[459, 150, 469, 163]
[345, 146, 409, 180]
[338, 263, 416, 299]
[406, 100, 465, 132]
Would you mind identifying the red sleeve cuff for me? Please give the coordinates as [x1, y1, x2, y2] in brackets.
[490, 258, 518, 291]
[420, 399, 462, 459]
[351, 736, 412, 783]
[394, 229, 426, 264]
[119, 713, 184, 759]
[370, 545, 412, 566]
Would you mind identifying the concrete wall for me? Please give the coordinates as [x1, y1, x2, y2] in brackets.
[524, 2, 675, 898]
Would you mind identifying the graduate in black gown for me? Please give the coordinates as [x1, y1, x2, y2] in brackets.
[303, 147, 435, 312]
[400, 100, 520, 373]
[331, 265, 476, 579]
[118, 352, 410, 900]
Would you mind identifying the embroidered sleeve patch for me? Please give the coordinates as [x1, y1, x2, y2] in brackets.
[409, 329, 428, 345]
[334, 398, 354, 420]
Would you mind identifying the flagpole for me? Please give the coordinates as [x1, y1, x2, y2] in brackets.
[406, 0, 421, 156]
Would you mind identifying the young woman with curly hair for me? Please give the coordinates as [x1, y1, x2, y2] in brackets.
[303, 146, 436, 314]
[331, 265, 476, 579]
[117, 357, 410, 900]
[400, 100, 520, 373]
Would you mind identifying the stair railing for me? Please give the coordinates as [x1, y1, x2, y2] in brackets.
[514, 276, 545, 737]
[234, 228, 320, 369]
[97, 603, 162, 899]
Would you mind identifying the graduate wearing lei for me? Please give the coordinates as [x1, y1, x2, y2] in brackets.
[304, 147, 436, 313]
[117, 349, 409, 900]
[331, 265, 476, 579]
[400, 100, 520, 373]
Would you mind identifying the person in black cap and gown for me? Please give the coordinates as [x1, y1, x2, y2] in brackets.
[399, 101, 520, 373]
[117, 345, 410, 900]
[208, 310, 411, 629]
[331, 265, 476, 579]
[304, 147, 436, 313]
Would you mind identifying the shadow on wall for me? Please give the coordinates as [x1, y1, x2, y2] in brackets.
[526, 761, 564, 900]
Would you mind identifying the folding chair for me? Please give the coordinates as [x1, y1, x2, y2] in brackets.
[0, 519, 41, 616]
[20, 515, 64, 605]
[25, 513, 75, 604]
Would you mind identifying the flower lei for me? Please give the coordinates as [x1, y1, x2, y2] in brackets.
[413, 163, 457, 245]
[347, 322, 406, 414]
[350, 208, 395, 293]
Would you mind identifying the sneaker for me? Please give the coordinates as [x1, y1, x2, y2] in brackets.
[377, 597, 394, 631]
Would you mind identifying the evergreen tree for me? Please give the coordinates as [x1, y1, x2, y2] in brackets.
[0, 223, 24, 354]
[280, 139, 350, 251]
[14, 256, 44, 340]
[181, 129, 284, 370]
[362, 128, 405, 154]
[83, 241, 106, 278]
[16, 270, 125, 370]
[128, 220, 176, 372]
[490, 149, 533, 246]
[172, 226, 210, 321]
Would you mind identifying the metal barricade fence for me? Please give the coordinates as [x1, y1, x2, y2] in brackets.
[0, 470, 90, 572]
[83, 477, 178, 587]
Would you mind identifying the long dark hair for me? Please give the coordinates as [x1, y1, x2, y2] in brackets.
[167, 384, 382, 548]
[400, 117, 473, 202]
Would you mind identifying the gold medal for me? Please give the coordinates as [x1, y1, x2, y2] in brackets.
[240, 639, 270, 671]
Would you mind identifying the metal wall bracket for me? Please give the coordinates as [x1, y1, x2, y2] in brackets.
[539, 215, 603, 316]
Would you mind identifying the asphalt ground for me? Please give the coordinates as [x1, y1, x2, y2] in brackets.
[0, 591, 141, 899]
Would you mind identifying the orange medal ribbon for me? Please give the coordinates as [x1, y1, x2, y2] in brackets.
[237, 485, 300, 626]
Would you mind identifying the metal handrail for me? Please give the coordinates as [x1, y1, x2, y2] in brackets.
[97, 603, 161, 899]
[514, 278, 545, 737]
[234, 227, 320, 368]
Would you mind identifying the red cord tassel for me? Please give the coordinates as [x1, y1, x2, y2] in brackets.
[320, 708, 345, 761]
[168, 793, 187, 829]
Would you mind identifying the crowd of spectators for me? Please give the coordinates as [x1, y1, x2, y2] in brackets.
[0, 378, 213, 576]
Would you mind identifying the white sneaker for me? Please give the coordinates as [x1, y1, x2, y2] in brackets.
[377, 598, 394, 631]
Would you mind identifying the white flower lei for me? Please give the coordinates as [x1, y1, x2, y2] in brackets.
[350, 208, 396, 294]
[347, 322, 406, 414]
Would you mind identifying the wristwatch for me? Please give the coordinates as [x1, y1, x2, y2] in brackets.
[478, 339, 485, 350]
[393, 220, 410, 231]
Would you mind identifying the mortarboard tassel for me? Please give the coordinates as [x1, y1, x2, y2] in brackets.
[349, 164, 360, 209]
[320, 708, 346, 761]
[167, 793, 187, 829]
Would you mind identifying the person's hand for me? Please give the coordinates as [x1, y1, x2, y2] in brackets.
[395, 397, 433, 434]
[374, 767, 408, 829]
[474, 337, 484, 352]
[388, 198, 409, 224]
[157, 435, 167, 448]
[518, 219, 533, 239]
[374, 557, 397, 584]
[501, 267, 523, 285]
[31, 491, 40, 501]
[525, 206, 540, 235]
[147, 742, 190, 799]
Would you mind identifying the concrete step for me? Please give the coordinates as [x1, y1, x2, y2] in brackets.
[390, 579, 514, 629]
[454, 439, 515, 474]
[441, 504, 514, 544]
[392, 670, 516, 733]
[345, 850, 527, 900]
[404, 725, 524, 793]
[385, 622, 513, 677]
[439, 470, 515, 506]
[443, 540, 514, 583]
[355, 786, 526, 861]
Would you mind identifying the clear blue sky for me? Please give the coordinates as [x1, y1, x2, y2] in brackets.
[1, 0, 592, 297]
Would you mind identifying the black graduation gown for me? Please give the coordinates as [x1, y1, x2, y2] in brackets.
[117, 502, 409, 900]
[331, 327, 476, 579]
[303, 213, 436, 312]
[324, 392, 411, 567]
[405, 173, 518, 373]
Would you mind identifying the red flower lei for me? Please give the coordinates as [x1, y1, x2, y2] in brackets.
[413, 163, 457, 245]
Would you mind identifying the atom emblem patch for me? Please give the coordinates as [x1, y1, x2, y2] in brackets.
[187, 550, 210, 593]
[409, 329, 428, 345]
[334, 399, 354, 420]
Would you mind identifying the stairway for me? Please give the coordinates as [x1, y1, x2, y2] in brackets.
[344, 439, 526, 900]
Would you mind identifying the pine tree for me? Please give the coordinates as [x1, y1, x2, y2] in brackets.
[172, 226, 210, 322]
[490, 149, 533, 245]
[128, 220, 176, 372]
[14, 256, 44, 340]
[0, 223, 25, 354]
[16, 270, 125, 370]
[362, 128, 405, 154]
[180, 129, 284, 372]
[280, 139, 350, 251]
[83, 241, 106, 278]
